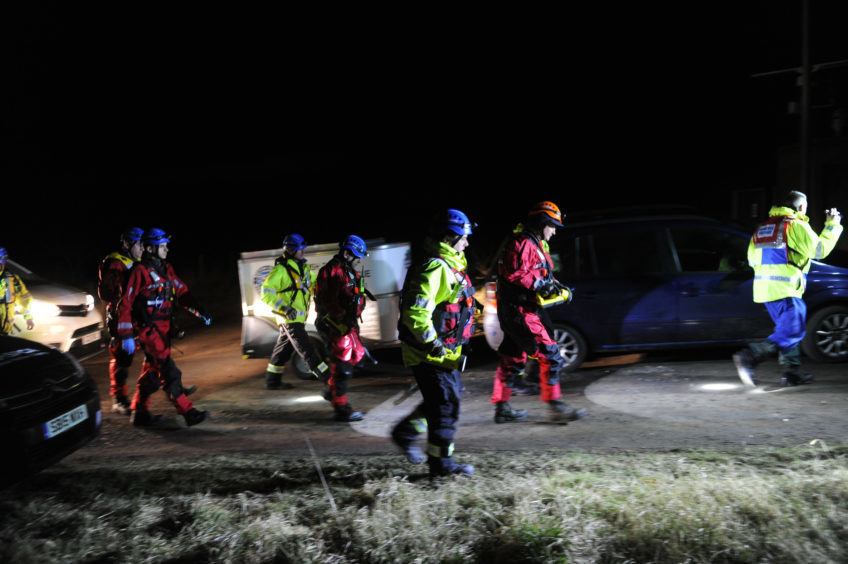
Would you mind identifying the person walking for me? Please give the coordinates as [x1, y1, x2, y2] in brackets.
[261, 233, 329, 389]
[314, 235, 369, 422]
[116, 228, 211, 427]
[391, 209, 478, 478]
[733, 191, 843, 386]
[97, 227, 144, 415]
[0, 247, 34, 336]
[490, 201, 587, 424]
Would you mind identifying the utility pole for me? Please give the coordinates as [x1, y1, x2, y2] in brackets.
[752, 0, 848, 193]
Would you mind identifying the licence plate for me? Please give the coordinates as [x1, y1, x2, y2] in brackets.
[43, 404, 89, 439]
[81, 332, 100, 345]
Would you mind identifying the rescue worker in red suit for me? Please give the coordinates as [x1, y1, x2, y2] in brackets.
[491, 201, 588, 423]
[314, 235, 369, 422]
[98, 227, 144, 415]
[116, 228, 211, 427]
[391, 209, 478, 478]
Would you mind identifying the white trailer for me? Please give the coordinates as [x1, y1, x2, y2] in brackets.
[237, 239, 411, 377]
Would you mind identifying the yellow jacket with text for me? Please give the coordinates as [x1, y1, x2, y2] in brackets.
[748, 206, 843, 303]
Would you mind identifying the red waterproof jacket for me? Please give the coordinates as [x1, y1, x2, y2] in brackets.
[116, 258, 202, 339]
[315, 255, 366, 327]
[497, 229, 555, 308]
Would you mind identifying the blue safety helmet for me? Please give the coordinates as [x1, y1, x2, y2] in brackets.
[443, 208, 476, 236]
[143, 228, 171, 246]
[121, 227, 144, 244]
[0, 247, 7, 265]
[341, 235, 368, 258]
[282, 233, 307, 252]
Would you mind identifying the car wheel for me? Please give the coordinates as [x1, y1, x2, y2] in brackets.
[292, 335, 329, 380]
[552, 324, 588, 373]
[802, 305, 848, 363]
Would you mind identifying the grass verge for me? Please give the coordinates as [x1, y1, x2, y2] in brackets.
[2, 443, 848, 563]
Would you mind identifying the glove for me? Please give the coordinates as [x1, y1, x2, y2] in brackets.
[122, 337, 136, 355]
[201, 315, 212, 326]
[428, 338, 446, 358]
[538, 280, 559, 298]
[281, 306, 297, 320]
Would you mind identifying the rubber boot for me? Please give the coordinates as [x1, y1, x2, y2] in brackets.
[494, 401, 528, 424]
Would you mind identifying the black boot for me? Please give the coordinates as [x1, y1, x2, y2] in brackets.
[548, 399, 587, 422]
[130, 409, 165, 427]
[390, 426, 425, 464]
[265, 372, 293, 390]
[782, 367, 814, 386]
[429, 457, 474, 478]
[494, 401, 528, 424]
[333, 404, 363, 422]
[182, 385, 197, 396]
[184, 408, 210, 427]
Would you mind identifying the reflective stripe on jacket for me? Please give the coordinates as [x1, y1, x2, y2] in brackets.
[748, 206, 843, 303]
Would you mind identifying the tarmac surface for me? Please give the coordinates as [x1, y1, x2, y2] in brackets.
[68, 320, 848, 468]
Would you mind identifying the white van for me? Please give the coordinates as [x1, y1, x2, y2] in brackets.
[5, 260, 105, 357]
[237, 239, 411, 377]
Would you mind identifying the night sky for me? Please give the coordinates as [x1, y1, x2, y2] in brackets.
[6, 2, 848, 293]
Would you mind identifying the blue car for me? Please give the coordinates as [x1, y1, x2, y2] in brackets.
[482, 212, 848, 372]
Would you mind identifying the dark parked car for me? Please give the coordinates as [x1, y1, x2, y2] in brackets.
[482, 212, 848, 372]
[0, 335, 102, 487]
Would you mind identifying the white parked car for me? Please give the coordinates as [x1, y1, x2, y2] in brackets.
[5, 259, 105, 357]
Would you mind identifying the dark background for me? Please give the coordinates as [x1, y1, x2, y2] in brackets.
[5, 2, 848, 307]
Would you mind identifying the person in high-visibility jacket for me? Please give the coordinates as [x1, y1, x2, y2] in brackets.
[391, 209, 478, 478]
[261, 233, 329, 390]
[314, 235, 369, 422]
[733, 190, 843, 387]
[97, 227, 144, 415]
[0, 247, 34, 336]
[491, 201, 587, 423]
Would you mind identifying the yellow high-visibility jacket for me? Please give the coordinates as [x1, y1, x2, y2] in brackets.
[261, 255, 314, 324]
[1, 271, 33, 334]
[748, 206, 843, 303]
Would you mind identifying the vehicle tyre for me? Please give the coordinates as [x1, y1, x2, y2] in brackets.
[552, 324, 588, 373]
[292, 335, 330, 380]
[802, 305, 848, 363]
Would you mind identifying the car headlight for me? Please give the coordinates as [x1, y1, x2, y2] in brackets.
[86, 294, 95, 312]
[28, 299, 61, 317]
